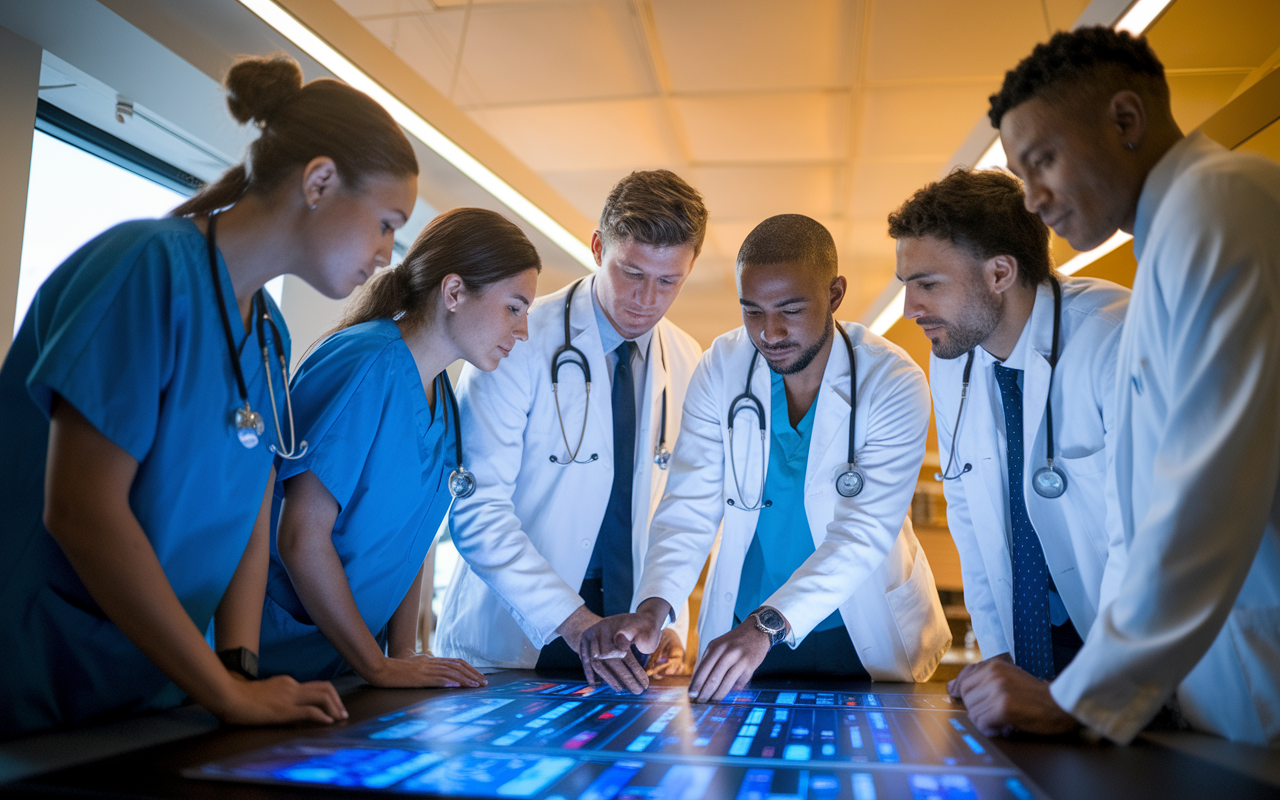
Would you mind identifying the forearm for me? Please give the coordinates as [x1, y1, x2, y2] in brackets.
[387, 565, 425, 658]
[214, 469, 275, 653]
[280, 534, 387, 677]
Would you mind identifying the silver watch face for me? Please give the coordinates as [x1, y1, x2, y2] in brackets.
[754, 607, 785, 634]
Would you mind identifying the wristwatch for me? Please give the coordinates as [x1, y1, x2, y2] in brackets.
[217, 647, 260, 680]
[750, 607, 788, 648]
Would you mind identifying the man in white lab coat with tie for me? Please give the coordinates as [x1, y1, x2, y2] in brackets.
[889, 167, 1129, 689]
[436, 171, 705, 690]
[952, 26, 1280, 746]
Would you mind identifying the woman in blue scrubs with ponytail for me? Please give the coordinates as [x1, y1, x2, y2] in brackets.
[259, 208, 539, 687]
[0, 54, 419, 734]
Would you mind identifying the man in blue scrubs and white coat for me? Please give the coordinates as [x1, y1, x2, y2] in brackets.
[437, 171, 706, 690]
[582, 214, 951, 701]
[889, 168, 1129, 684]
[953, 27, 1280, 746]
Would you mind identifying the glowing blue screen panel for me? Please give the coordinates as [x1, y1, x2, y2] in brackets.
[187, 679, 1046, 799]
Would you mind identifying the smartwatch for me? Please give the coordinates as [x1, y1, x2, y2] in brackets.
[218, 647, 260, 680]
[750, 607, 787, 648]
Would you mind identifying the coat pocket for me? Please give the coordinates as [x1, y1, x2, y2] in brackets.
[885, 544, 952, 682]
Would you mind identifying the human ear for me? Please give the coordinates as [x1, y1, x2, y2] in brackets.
[828, 274, 847, 314]
[988, 254, 1019, 294]
[301, 156, 339, 208]
[440, 274, 466, 313]
[1108, 90, 1148, 151]
[590, 230, 605, 268]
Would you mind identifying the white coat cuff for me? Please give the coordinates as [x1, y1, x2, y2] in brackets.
[1050, 664, 1167, 745]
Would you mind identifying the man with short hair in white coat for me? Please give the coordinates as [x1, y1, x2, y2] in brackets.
[952, 26, 1280, 746]
[581, 214, 951, 701]
[890, 168, 1129, 689]
[436, 171, 705, 691]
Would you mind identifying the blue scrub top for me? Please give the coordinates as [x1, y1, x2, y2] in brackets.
[259, 319, 456, 682]
[0, 218, 288, 734]
[735, 371, 844, 632]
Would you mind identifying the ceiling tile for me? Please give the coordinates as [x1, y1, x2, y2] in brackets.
[652, 0, 847, 93]
[859, 82, 998, 160]
[453, 0, 655, 105]
[677, 92, 850, 163]
[849, 160, 947, 221]
[865, 0, 1051, 83]
[541, 169, 635, 224]
[468, 99, 681, 171]
[692, 165, 837, 221]
[336, 0, 438, 19]
[1146, 0, 1280, 70]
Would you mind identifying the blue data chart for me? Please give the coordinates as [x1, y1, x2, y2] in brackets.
[187, 679, 1047, 799]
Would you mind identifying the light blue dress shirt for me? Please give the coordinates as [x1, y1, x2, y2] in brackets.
[259, 319, 455, 681]
[0, 218, 288, 734]
[735, 370, 843, 632]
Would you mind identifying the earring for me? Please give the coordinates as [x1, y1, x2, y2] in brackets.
[310, 202, 317, 210]
[1126, 142, 1137, 151]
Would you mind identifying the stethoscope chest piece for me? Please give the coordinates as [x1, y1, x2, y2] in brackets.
[234, 404, 265, 449]
[1032, 465, 1067, 498]
[653, 447, 671, 470]
[449, 466, 477, 499]
[836, 467, 864, 498]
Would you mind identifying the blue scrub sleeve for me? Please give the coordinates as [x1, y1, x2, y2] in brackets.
[27, 232, 175, 463]
[275, 340, 398, 511]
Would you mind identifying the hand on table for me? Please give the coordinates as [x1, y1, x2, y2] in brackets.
[214, 674, 348, 726]
[367, 653, 488, 689]
[573, 599, 674, 694]
[688, 618, 773, 703]
[646, 627, 687, 677]
[948, 656, 1079, 737]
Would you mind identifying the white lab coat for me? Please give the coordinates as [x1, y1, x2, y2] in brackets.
[436, 275, 701, 668]
[635, 322, 952, 682]
[932, 277, 1130, 661]
[1051, 132, 1280, 746]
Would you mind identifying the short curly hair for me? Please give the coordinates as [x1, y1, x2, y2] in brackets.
[988, 26, 1168, 129]
[888, 168, 1052, 287]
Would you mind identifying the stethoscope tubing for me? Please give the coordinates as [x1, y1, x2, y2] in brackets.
[936, 276, 1066, 498]
[549, 277, 670, 469]
[726, 322, 861, 510]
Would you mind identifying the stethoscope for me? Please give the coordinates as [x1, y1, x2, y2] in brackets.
[207, 212, 307, 460]
[549, 278, 671, 469]
[726, 323, 864, 510]
[936, 276, 1067, 499]
[438, 372, 476, 499]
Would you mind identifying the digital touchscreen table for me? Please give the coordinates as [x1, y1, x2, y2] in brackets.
[188, 680, 1046, 799]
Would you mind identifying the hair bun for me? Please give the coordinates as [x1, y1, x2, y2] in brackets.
[225, 54, 304, 125]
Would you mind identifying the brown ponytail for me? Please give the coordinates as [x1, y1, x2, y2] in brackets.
[334, 208, 541, 335]
[172, 53, 417, 217]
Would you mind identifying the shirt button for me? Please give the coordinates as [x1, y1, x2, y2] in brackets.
[581, 539, 591, 548]
[725, 592, 733, 601]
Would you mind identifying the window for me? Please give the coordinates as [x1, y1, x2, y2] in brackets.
[15, 103, 283, 337]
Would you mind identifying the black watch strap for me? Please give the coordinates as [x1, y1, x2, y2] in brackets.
[218, 647, 259, 680]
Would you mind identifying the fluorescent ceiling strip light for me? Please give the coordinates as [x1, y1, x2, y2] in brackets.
[1115, 0, 1175, 34]
[870, 0, 1173, 332]
[237, 0, 595, 271]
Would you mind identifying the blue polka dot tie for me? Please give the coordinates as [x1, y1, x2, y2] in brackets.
[994, 363, 1055, 680]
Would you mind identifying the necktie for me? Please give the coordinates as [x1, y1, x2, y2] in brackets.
[994, 363, 1055, 680]
[597, 341, 636, 617]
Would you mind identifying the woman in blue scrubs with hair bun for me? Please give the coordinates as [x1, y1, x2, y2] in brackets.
[259, 207, 539, 688]
[0, 53, 420, 734]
